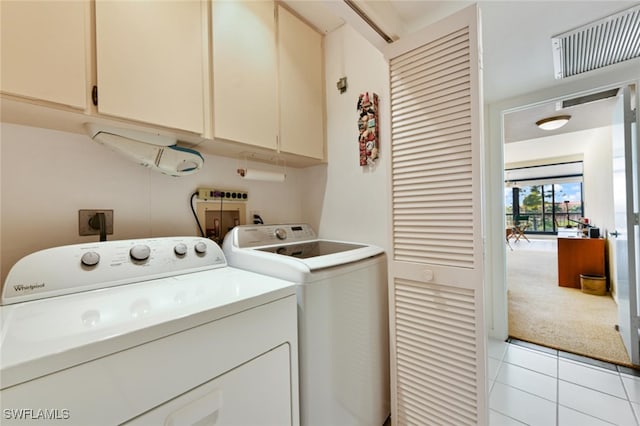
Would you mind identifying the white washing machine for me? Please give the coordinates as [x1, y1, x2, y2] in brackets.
[223, 224, 390, 426]
[1, 237, 299, 426]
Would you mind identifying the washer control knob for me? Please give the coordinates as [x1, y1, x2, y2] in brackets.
[81, 251, 100, 267]
[130, 245, 151, 261]
[174, 243, 188, 256]
[194, 241, 207, 254]
[274, 228, 287, 240]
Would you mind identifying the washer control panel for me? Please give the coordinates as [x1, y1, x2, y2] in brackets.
[234, 224, 317, 248]
[2, 237, 225, 305]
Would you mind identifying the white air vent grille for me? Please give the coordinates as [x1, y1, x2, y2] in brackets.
[552, 4, 640, 79]
[394, 278, 478, 425]
[390, 27, 474, 269]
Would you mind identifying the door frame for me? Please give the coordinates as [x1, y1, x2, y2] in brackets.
[486, 64, 640, 341]
[611, 84, 640, 364]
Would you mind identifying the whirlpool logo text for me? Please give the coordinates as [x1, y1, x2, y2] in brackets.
[13, 283, 45, 292]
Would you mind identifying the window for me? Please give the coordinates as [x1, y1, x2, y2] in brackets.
[505, 162, 584, 235]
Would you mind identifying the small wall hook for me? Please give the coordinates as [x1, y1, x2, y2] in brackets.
[337, 77, 347, 94]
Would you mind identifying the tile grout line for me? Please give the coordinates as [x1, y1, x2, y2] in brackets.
[489, 382, 553, 426]
[556, 401, 624, 426]
[494, 342, 638, 425]
[618, 371, 640, 426]
[555, 364, 635, 403]
[490, 408, 528, 426]
[512, 341, 636, 425]
[500, 359, 558, 380]
[492, 377, 557, 405]
[500, 341, 640, 425]
[556, 360, 639, 424]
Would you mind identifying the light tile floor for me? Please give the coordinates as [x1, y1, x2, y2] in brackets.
[489, 338, 640, 425]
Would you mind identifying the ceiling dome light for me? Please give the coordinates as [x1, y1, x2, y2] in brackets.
[536, 115, 571, 130]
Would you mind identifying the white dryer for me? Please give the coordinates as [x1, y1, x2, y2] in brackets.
[223, 224, 390, 426]
[1, 237, 299, 425]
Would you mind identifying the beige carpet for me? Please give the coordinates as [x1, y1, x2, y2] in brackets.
[507, 239, 632, 366]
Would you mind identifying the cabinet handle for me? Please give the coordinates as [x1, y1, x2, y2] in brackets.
[92, 86, 98, 106]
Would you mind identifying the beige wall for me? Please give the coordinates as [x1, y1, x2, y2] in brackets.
[302, 24, 391, 253]
[0, 24, 392, 290]
[0, 123, 307, 284]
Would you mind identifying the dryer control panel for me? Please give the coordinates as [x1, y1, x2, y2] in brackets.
[234, 224, 317, 248]
[2, 237, 226, 305]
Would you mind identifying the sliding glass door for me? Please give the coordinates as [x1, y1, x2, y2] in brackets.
[505, 182, 584, 234]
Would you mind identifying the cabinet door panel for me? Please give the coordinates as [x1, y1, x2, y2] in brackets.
[95, 0, 204, 134]
[0, 1, 88, 109]
[277, 6, 324, 160]
[557, 238, 605, 288]
[213, 0, 278, 150]
[124, 344, 292, 425]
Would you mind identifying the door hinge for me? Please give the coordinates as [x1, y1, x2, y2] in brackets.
[634, 212, 639, 226]
[92, 85, 98, 106]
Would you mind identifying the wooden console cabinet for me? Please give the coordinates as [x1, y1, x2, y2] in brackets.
[557, 237, 606, 288]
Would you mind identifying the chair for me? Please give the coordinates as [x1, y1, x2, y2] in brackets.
[511, 215, 530, 243]
[505, 227, 514, 250]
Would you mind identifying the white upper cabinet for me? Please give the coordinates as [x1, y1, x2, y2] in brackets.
[212, 1, 324, 160]
[213, 0, 278, 150]
[94, 0, 205, 134]
[1, 0, 323, 164]
[0, 1, 88, 110]
[277, 6, 324, 160]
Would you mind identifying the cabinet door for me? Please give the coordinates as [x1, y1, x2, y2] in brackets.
[557, 238, 606, 288]
[124, 344, 292, 425]
[212, 0, 278, 150]
[0, 1, 88, 109]
[277, 6, 324, 160]
[95, 0, 205, 134]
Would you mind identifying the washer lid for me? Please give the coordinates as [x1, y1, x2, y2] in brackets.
[257, 241, 366, 259]
[222, 224, 386, 281]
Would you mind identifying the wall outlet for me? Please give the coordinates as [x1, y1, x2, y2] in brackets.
[197, 187, 248, 201]
[250, 210, 263, 224]
[79, 209, 114, 236]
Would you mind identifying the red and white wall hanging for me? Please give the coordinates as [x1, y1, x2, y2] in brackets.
[357, 92, 379, 166]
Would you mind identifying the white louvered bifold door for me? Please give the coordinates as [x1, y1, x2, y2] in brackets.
[383, 5, 487, 425]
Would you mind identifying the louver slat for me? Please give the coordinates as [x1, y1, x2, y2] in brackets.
[394, 279, 478, 425]
[393, 132, 471, 156]
[392, 92, 470, 126]
[392, 59, 470, 102]
[390, 28, 469, 76]
[391, 29, 472, 267]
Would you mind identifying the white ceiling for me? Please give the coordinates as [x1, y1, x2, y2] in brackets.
[284, 0, 639, 143]
[503, 95, 620, 143]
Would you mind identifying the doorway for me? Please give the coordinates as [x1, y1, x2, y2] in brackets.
[501, 87, 632, 365]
